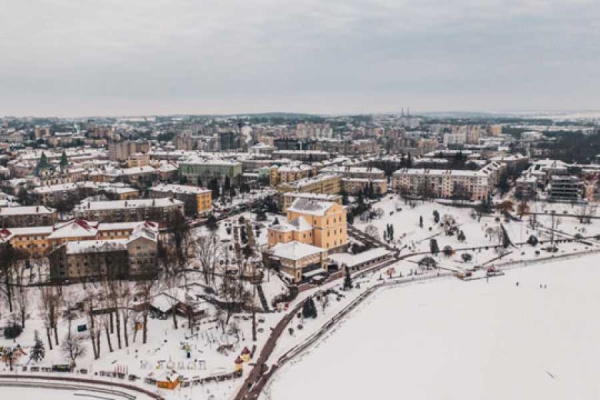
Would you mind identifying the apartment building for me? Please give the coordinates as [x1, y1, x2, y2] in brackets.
[320, 166, 385, 180]
[48, 223, 159, 282]
[33, 182, 139, 205]
[178, 159, 242, 184]
[549, 176, 583, 202]
[271, 150, 330, 162]
[276, 164, 314, 184]
[126, 153, 151, 168]
[149, 184, 212, 217]
[0, 205, 57, 228]
[73, 198, 184, 225]
[277, 173, 342, 196]
[6, 219, 158, 257]
[108, 140, 150, 161]
[317, 139, 380, 156]
[392, 168, 490, 201]
[342, 178, 388, 196]
[282, 192, 342, 211]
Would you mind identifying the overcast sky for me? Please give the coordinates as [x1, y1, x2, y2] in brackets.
[1, 0, 598, 117]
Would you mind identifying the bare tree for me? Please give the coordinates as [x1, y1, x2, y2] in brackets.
[104, 278, 123, 349]
[162, 274, 181, 330]
[61, 333, 87, 367]
[365, 224, 379, 240]
[120, 284, 133, 348]
[136, 279, 156, 345]
[0, 244, 26, 313]
[194, 234, 222, 287]
[83, 288, 101, 359]
[14, 284, 30, 329]
[40, 286, 62, 350]
[219, 275, 252, 325]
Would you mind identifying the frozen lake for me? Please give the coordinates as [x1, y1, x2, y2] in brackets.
[265, 254, 600, 400]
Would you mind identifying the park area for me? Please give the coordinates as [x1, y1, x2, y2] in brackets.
[263, 253, 600, 400]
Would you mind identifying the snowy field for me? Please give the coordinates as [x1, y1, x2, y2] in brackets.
[264, 254, 600, 400]
[353, 196, 600, 271]
[0, 384, 154, 400]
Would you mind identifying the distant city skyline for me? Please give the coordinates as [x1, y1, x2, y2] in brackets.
[2, 0, 599, 117]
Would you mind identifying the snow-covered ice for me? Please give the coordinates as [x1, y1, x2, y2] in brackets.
[264, 254, 600, 400]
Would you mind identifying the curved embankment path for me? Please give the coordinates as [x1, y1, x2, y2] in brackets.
[0, 374, 164, 400]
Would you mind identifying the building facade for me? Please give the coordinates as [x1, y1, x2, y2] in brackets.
[178, 159, 242, 184]
[149, 184, 212, 217]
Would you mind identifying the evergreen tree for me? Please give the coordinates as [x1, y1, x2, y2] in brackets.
[343, 267, 353, 290]
[430, 238, 440, 255]
[210, 178, 220, 200]
[34, 152, 51, 176]
[347, 212, 354, 225]
[340, 190, 349, 205]
[527, 235, 539, 246]
[30, 330, 45, 363]
[500, 224, 513, 248]
[256, 210, 267, 221]
[206, 214, 218, 230]
[301, 297, 318, 319]
[309, 297, 318, 318]
[368, 181, 375, 199]
[59, 150, 69, 170]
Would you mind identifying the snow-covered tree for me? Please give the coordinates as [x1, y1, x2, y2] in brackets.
[343, 267, 353, 290]
[30, 330, 45, 363]
[61, 333, 87, 367]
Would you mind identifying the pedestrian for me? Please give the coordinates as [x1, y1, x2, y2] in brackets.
[516, 281, 519, 287]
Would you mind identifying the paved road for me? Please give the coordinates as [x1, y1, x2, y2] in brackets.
[234, 301, 304, 400]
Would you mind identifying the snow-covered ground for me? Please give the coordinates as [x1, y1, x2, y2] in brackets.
[0, 382, 155, 400]
[353, 196, 600, 271]
[263, 254, 600, 400]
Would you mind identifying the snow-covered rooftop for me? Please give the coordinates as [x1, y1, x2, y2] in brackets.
[150, 183, 210, 195]
[0, 205, 55, 216]
[328, 247, 391, 268]
[74, 197, 183, 212]
[271, 241, 326, 261]
[287, 198, 336, 217]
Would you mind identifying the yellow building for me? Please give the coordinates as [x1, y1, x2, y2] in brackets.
[149, 184, 212, 217]
[268, 216, 313, 247]
[277, 164, 313, 184]
[341, 178, 388, 195]
[282, 192, 342, 211]
[126, 152, 150, 168]
[276, 173, 342, 207]
[5, 219, 158, 257]
[268, 198, 348, 252]
[270, 241, 329, 283]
